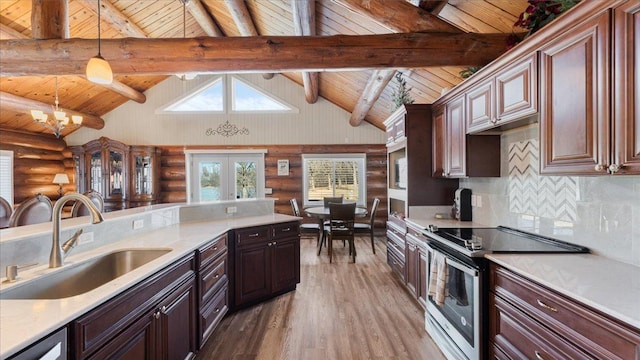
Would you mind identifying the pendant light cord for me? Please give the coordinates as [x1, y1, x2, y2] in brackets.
[97, 0, 102, 57]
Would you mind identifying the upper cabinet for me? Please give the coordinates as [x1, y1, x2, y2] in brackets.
[71, 137, 160, 211]
[467, 54, 538, 134]
[540, 2, 640, 175]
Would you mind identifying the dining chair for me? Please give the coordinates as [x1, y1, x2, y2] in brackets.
[0, 196, 13, 229]
[72, 190, 104, 217]
[325, 202, 356, 263]
[354, 198, 380, 255]
[290, 198, 322, 245]
[8, 193, 53, 227]
[323, 196, 343, 207]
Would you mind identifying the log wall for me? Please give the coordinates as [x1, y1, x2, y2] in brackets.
[160, 144, 388, 230]
[0, 128, 75, 205]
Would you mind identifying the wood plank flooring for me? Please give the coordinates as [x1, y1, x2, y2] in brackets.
[198, 235, 446, 359]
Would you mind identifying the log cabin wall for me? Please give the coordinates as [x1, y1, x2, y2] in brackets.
[160, 144, 387, 231]
[0, 128, 75, 205]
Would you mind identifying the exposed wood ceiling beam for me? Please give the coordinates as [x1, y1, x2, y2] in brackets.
[0, 91, 105, 130]
[339, 0, 463, 126]
[333, 0, 460, 33]
[184, 0, 224, 37]
[292, 0, 318, 104]
[349, 70, 396, 126]
[0, 33, 510, 76]
[76, 0, 147, 38]
[418, 0, 448, 14]
[223, 0, 273, 80]
[31, 0, 69, 39]
[0, 24, 27, 40]
[17, 1, 147, 104]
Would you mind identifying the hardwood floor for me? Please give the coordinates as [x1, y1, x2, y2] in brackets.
[198, 235, 446, 359]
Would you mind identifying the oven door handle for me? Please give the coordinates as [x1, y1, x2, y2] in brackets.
[427, 245, 479, 277]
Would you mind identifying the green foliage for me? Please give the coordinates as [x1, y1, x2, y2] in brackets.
[460, 66, 482, 79]
[391, 72, 414, 111]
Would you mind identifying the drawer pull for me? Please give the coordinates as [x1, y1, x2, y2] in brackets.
[534, 350, 544, 360]
[536, 299, 558, 312]
[215, 307, 220, 313]
[282, 227, 291, 232]
[215, 273, 220, 279]
[213, 246, 218, 251]
[249, 233, 260, 237]
[154, 311, 161, 319]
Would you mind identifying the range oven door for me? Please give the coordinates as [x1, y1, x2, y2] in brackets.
[425, 242, 481, 360]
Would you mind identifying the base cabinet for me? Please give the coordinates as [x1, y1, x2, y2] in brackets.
[406, 224, 428, 309]
[72, 255, 197, 359]
[197, 234, 228, 348]
[490, 263, 640, 360]
[230, 222, 300, 310]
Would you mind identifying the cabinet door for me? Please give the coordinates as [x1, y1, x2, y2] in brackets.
[129, 146, 159, 204]
[157, 278, 197, 360]
[613, 2, 640, 174]
[235, 242, 271, 306]
[417, 246, 428, 309]
[432, 105, 447, 177]
[405, 238, 418, 297]
[496, 54, 537, 124]
[466, 81, 494, 133]
[539, 12, 611, 175]
[445, 96, 466, 177]
[87, 312, 156, 360]
[271, 237, 300, 294]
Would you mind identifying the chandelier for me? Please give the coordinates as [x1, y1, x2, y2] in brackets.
[30, 77, 82, 138]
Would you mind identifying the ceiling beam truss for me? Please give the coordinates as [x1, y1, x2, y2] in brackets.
[292, 0, 319, 104]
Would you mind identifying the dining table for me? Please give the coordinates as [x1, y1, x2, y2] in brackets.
[304, 205, 368, 256]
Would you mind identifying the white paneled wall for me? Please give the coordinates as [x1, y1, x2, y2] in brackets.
[66, 74, 385, 146]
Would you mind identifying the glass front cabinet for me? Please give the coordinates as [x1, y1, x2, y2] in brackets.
[71, 137, 160, 212]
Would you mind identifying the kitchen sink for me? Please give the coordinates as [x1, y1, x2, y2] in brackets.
[0, 249, 172, 300]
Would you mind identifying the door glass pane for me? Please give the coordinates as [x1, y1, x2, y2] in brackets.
[109, 150, 124, 196]
[90, 151, 102, 194]
[234, 161, 257, 199]
[135, 155, 153, 196]
[199, 161, 222, 202]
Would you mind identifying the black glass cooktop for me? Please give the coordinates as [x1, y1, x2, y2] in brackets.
[433, 226, 590, 254]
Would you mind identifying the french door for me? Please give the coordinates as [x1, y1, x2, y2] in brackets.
[188, 152, 265, 203]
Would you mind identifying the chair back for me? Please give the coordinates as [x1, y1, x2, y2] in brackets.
[323, 196, 344, 207]
[8, 194, 53, 227]
[368, 198, 380, 226]
[0, 196, 12, 218]
[290, 198, 302, 217]
[329, 202, 356, 234]
[72, 190, 104, 217]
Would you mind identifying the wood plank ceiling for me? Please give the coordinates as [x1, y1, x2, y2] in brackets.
[0, 0, 527, 138]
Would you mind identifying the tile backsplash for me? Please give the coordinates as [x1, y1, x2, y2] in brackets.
[461, 125, 640, 266]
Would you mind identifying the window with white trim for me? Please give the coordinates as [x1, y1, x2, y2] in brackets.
[302, 154, 366, 207]
[0, 150, 13, 206]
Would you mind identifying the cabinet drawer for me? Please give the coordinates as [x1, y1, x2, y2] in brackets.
[200, 255, 227, 305]
[235, 226, 270, 247]
[394, 117, 406, 140]
[272, 222, 299, 239]
[199, 234, 227, 270]
[387, 242, 405, 279]
[199, 285, 228, 348]
[491, 294, 590, 360]
[9, 327, 67, 360]
[492, 264, 640, 359]
[73, 255, 196, 359]
[386, 228, 405, 252]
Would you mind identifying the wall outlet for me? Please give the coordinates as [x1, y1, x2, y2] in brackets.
[471, 195, 477, 207]
[476, 195, 483, 208]
[264, 188, 273, 195]
[133, 219, 144, 230]
[226, 206, 237, 214]
[78, 231, 94, 245]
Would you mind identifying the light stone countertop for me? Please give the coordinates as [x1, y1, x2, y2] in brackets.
[0, 213, 298, 359]
[486, 253, 640, 330]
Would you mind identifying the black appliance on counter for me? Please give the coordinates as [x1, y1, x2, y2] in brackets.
[422, 225, 589, 360]
[454, 188, 472, 221]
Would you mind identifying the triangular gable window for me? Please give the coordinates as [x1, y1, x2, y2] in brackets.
[161, 78, 224, 113]
[231, 77, 295, 113]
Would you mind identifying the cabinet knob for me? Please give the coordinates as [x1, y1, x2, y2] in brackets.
[594, 164, 607, 172]
[490, 118, 497, 124]
[160, 306, 167, 314]
[213, 246, 218, 251]
[534, 351, 545, 360]
[272, 241, 277, 246]
[154, 311, 161, 319]
[215, 273, 220, 279]
[608, 163, 621, 173]
[268, 242, 272, 246]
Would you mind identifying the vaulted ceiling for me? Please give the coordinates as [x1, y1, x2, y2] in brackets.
[0, 0, 527, 138]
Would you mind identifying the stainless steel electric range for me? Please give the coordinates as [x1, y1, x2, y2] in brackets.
[421, 226, 589, 360]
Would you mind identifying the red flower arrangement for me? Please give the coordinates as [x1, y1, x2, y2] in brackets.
[506, 0, 579, 50]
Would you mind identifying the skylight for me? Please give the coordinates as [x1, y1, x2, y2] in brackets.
[164, 78, 224, 113]
[231, 77, 293, 112]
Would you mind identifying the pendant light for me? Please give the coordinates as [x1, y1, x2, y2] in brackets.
[176, 0, 196, 81]
[86, 0, 113, 84]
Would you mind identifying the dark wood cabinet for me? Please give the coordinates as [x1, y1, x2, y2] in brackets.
[489, 263, 640, 360]
[445, 95, 467, 178]
[72, 254, 196, 359]
[71, 137, 160, 211]
[230, 222, 300, 310]
[386, 222, 406, 282]
[405, 223, 428, 309]
[197, 234, 228, 348]
[8, 327, 67, 360]
[613, 1, 640, 174]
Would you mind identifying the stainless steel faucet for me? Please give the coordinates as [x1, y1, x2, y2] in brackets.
[50, 192, 104, 268]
